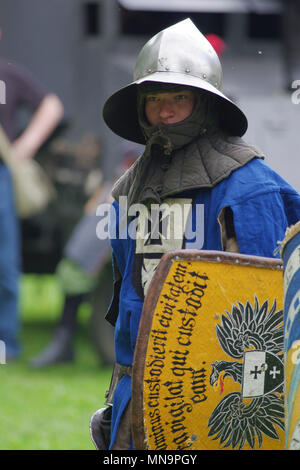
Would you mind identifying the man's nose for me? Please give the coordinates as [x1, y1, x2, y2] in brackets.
[159, 99, 174, 118]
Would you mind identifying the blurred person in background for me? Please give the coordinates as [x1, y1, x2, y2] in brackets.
[29, 146, 140, 368]
[0, 27, 64, 360]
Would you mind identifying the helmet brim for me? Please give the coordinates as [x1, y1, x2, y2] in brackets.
[102, 71, 248, 144]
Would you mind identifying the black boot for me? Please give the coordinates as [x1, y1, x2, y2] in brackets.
[29, 326, 74, 368]
[29, 294, 86, 368]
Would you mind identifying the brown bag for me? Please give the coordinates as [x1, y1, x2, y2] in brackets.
[0, 123, 56, 218]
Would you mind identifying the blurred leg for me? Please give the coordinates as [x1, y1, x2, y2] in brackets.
[0, 165, 21, 359]
[29, 294, 86, 368]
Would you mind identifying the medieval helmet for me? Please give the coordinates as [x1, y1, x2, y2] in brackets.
[103, 18, 248, 143]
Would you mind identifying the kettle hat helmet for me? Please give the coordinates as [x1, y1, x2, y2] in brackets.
[103, 18, 248, 143]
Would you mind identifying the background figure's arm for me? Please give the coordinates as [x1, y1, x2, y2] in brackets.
[11, 93, 64, 160]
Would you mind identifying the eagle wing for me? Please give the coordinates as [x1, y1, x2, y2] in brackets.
[207, 391, 284, 450]
[216, 296, 283, 359]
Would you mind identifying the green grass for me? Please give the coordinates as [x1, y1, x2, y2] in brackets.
[0, 274, 113, 450]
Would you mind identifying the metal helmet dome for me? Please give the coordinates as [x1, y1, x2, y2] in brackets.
[103, 18, 248, 143]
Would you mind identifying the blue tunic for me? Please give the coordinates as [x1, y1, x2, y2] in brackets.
[109, 157, 300, 448]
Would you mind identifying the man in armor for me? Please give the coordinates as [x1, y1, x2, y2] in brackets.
[90, 19, 300, 450]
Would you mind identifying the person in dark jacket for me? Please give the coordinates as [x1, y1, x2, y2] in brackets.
[0, 36, 63, 360]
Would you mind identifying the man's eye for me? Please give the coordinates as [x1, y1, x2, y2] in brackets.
[175, 94, 188, 101]
[146, 96, 159, 102]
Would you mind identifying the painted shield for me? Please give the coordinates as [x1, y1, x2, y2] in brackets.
[281, 221, 300, 450]
[132, 250, 285, 450]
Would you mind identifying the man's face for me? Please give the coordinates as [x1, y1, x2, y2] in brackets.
[144, 88, 195, 126]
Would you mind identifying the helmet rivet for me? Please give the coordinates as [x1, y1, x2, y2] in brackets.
[147, 68, 152, 73]
[202, 73, 207, 79]
[165, 66, 170, 71]
[185, 68, 190, 73]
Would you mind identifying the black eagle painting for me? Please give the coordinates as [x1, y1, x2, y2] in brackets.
[208, 296, 285, 450]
